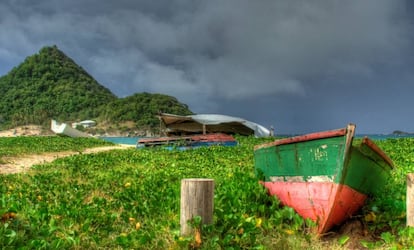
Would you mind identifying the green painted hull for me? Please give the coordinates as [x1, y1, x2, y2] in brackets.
[343, 141, 393, 195]
[254, 124, 393, 195]
[255, 136, 346, 182]
[254, 124, 394, 233]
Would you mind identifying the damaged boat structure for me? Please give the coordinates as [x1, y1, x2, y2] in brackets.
[137, 113, 270, 148]
[50, 120, 91, 138]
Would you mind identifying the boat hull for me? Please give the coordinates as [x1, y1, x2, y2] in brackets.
[137, 133, 237, 149]
[254, 124, 394, 234]
[51, 120, 91, 138]
[261, 181, 367, 233]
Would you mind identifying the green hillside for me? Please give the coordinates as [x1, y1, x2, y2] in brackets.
[100, 93, 192, 128]
[0, 46, 192, 131]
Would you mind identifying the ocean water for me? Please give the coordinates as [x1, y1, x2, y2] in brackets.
[356, 134, 414, 140]
[101, 134, 414, 146]
[100, 137, 140, 145]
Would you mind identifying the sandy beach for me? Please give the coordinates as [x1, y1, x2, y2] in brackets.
[0, 144, 135, 175]
[0, 126, 135, 174]
[0, 125, 52, 137]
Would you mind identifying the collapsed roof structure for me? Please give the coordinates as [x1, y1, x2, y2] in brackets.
[158, 113, 271, 138]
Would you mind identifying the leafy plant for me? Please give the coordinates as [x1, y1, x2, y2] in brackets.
[1, 136, 414, 249]
[0, 136, 112, 158]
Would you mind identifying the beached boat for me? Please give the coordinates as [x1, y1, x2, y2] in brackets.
[158, 113, 271, 137]
[137, 133, 237, 149]
[254, 124, 394, 234]
[51, 120, 91, 138]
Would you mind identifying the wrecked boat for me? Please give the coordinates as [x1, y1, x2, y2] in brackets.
[254, 124, 394, 234]
[51, 120, 91, 138]
[137, 133, 237, 149]
[137, 113, 270, 148]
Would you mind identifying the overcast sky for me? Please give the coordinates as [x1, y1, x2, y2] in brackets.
[1, 0, 413, 134]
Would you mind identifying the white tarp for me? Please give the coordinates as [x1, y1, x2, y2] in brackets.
[159, 113, 271, 137]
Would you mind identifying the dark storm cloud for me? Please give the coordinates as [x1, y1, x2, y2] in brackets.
[1, 0, 413, 133]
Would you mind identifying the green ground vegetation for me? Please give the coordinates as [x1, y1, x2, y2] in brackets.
[0, 136, 413, 249]
[0, 136, 112, 160]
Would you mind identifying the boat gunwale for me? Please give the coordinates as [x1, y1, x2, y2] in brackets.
[254, 127, 348, 150]
[137, 133, 236, 147]
[361, 136, 395, 168]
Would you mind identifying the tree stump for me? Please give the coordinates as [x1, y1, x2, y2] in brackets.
[180, 178, 214, 236]
[407, 173, 414, 227]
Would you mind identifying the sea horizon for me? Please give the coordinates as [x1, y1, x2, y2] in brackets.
[101, 133, 414, 145]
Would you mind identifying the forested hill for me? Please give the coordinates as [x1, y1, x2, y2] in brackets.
[0, 45, 192, 131]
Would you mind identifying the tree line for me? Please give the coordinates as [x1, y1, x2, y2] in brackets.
[0, 46, 192, 130]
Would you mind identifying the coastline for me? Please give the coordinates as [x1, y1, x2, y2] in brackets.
[0, 144, 135, 175]
[0, 125, 140, 138]
[0, 125, 53, 137]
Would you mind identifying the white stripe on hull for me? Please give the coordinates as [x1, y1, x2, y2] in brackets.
[269, 175, 334, 182]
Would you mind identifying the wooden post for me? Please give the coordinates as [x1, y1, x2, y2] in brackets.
[407, 173, 414, 227]
[202, 124, 206, 135]
[180, 178, 214, 236]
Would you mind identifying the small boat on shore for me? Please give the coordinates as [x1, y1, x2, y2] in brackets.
[137, 133, 237, 149]
[51, 120, 91, 138]
[158, 113, 271, 137]
[136, 112, 269, 149]
[254, 124, 394, 234]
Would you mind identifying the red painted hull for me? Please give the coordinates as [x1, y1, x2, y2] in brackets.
[137, 133, 236, 148]
[261, 181, 367, 234]
[255, 124, 394, 234]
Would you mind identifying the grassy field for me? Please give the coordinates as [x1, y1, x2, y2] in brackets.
[0, 136, 112, 160]
[0, 136, 413, 249]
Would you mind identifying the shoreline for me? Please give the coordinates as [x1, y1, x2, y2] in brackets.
[0, 125, 53, 137]
[0, 144, 135, 175]
[0, 125, 135, 138]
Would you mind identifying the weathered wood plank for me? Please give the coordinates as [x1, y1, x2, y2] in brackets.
[407, 173, 414, 227]
[180, 178, 214, 236]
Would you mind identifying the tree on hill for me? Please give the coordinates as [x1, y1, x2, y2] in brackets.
[0, 45, 193, 133]
[0, 45, 116, 127]
[100, 92, 193, 128]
